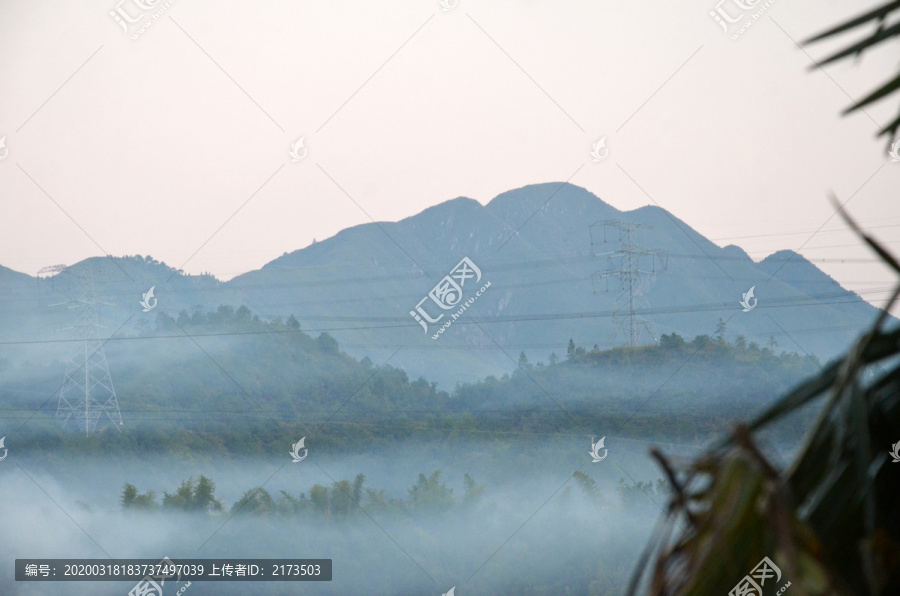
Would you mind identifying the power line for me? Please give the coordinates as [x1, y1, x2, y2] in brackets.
[3, 243, 892, 305]
[710, 222, 900, 242]
[0, 286, 890, 347]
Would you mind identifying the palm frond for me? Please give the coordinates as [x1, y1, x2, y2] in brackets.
[631, 207, 900, 595]
[805, 1, 900, 139]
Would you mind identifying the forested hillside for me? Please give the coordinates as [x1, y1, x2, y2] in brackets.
[3, 305, 819, 456]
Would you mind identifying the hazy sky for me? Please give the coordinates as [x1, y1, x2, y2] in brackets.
[1, 0, 899, 309]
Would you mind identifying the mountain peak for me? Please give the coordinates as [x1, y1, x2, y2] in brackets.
[487, 182, 611, 214]
[759, 249, 808, 271]
[400, 195, 484, 224]
[758, 249, 842, 288]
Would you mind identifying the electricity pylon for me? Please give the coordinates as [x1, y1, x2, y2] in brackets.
[591, 221, 667, 347]
[53, 266, 123, 435]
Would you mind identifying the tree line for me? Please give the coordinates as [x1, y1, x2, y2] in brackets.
[120, 470, 487, 518]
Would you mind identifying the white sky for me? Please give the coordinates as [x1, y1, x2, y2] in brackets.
[1, 0, 899, 311]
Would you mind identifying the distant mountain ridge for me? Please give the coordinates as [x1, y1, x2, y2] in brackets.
[0, 183, 890, 387]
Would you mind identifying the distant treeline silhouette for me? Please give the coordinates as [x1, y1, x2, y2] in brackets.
[120, 471, 487, 517]
[121, 471, 666, 518]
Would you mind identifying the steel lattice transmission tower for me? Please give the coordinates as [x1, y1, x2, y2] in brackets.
[591, 221, 667, 347]
[52, 266, 123, 435]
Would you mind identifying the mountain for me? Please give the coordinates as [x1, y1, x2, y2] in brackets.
[0, 183, 891, 387]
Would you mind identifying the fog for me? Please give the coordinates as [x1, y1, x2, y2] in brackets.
[0, 436, 705, 596]
[0, 296, 823, 595]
